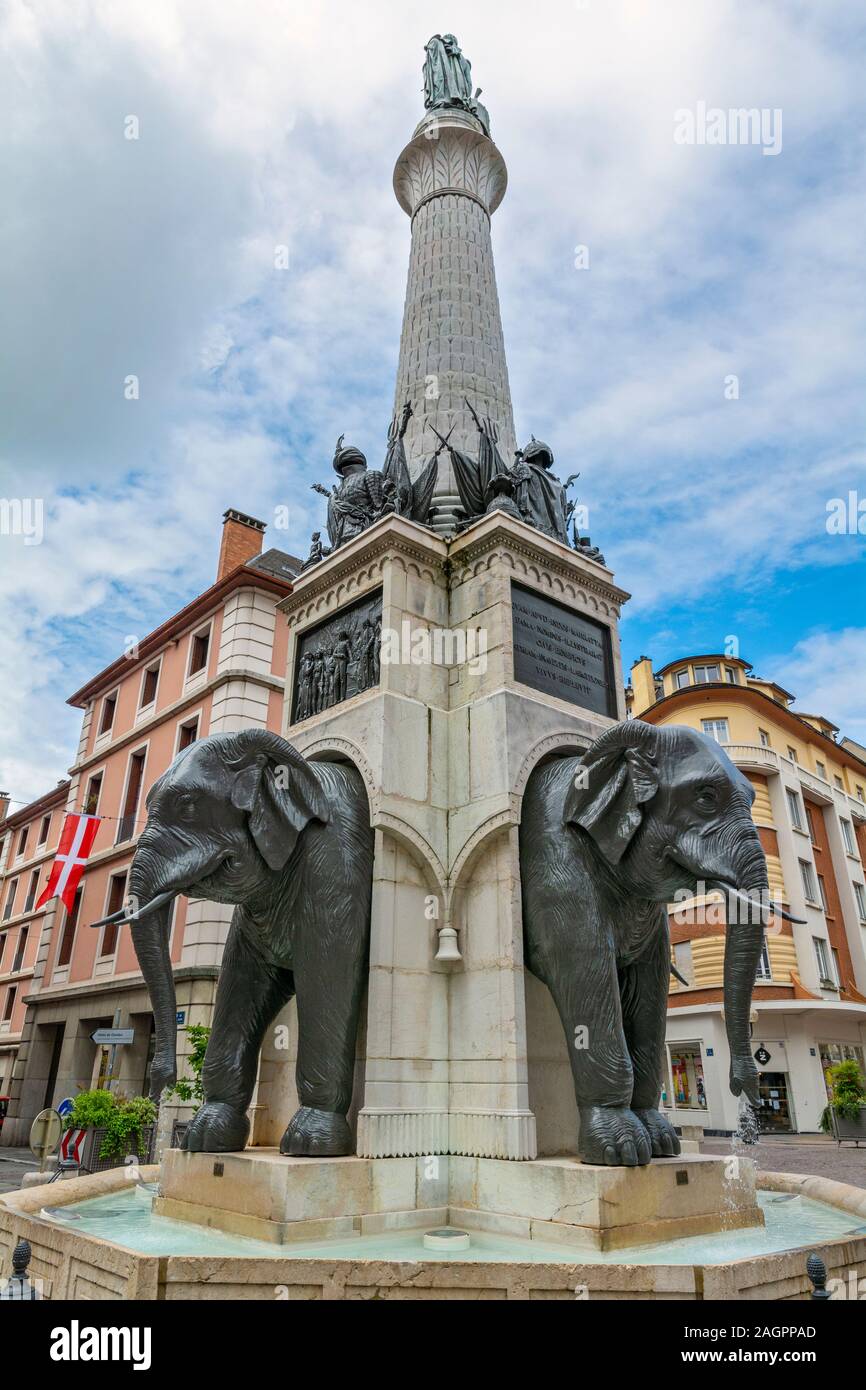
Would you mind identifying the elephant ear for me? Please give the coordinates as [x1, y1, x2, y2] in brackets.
[227, 730, 331, 871]
[563, 722, 660, 864]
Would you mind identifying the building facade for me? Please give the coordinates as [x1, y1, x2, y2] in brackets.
[0, 511, 298, 1144]
[628, 653, 866, 1135]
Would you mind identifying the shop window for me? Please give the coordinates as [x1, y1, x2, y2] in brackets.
[668, 1043, 707, 1109]
[819, 1042, 866, 1101]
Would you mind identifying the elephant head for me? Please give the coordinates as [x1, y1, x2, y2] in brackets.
[564, 719, 802, 1106]
[91, 729, 331, 1098]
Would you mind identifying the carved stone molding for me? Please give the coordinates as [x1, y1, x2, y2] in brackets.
[357, 1107, 537, 1160]
[393, 118, 508, 219]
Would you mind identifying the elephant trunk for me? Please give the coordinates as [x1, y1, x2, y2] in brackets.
[720, 837, 769, 1107]
[128, 844, 182, 1100]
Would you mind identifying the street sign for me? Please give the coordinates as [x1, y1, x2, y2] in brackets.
[56, 1097, 74, 1118]
[176, 1010, 186, 1025]
[90, 1028, 135, 1046]
[29, 1108, 62, 1161]
[754, 1045, 772, 1066]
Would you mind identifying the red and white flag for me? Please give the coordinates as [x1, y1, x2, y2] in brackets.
[35, 813, 101, 914]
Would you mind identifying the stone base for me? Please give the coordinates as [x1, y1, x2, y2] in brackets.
[158, 1149, 763, 1253]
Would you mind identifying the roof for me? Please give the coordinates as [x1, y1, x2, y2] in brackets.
[654, 654, 753, 678]
[1, 780, 71, 833]
[636, 682, 866, 778]
[67, 554, 297, 709]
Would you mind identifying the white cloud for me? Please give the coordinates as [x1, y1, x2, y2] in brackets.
[1, 0, 864, 800]
[771, 629, 866, 745]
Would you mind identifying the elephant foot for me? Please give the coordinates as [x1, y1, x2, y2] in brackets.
[280, 1106, 352, 1157]
[578, 1104, 652, 1166]
[632, 1107, 681, 1157]
[182, 1101, 250, 1154]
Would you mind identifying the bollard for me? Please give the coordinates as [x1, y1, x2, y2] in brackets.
[806, 1253, 832, 1300]
[0, 1239, 43, 1300]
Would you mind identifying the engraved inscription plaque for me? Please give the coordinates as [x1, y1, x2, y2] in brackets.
[511, 582, 617, 717]
[291, 588, 383, 724]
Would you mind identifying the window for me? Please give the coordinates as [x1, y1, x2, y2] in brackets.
[857, 785, 864, 804]
[831, 948, 842, 988]
[2, 879, 18, 922]
[786, 789, 804, 832]
[694, 664, 721, 684]
[11, 927, 28, 974]
[816, 874, 829, 913]
[188, 628, 210, 677]
[2, 986, 16, 1023]
[759, 729, 771, 748]
[100, 873, 127, 957]
[23, 871, 39, 914]
[815, 761, 826, 781]
[701, 718, 729, 744]
[0, 935, 5, 971]
[787, 747, 798, 763]
[177, 716, 199, 752]
[799, 859, 818, 903]
[116, 749, 146, 845]
[15, 827, 27, 859]
[98, 692, 117, 736]
[813, 936, 831, 984]
[854, 882, 866, 923]
[139, 663, 160, 710]
[725, 667, 739, 684]
[37, 814, 51, 846]
[56, 887, 83, 969]
[841, 819, 856, 855]
[834, 775, 843, 790]
[675, 668, 690, 689]
[83, 773, 102, 817]
[755, 937, 772, 980]
[805, 804, 818, 843]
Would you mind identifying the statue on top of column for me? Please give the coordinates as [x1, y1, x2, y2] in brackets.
[422, 34, 491, 136]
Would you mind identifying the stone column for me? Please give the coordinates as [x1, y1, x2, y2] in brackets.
[392, 110, 515, 532]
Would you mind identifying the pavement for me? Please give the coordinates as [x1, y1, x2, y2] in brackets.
[702, 1134, 866, 1189]
[0, 1144, 39, 1195]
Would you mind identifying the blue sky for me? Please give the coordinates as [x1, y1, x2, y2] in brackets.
[1, 0, 864, 804]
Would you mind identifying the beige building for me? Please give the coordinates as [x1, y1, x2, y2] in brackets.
[627, 653, 866, 1135]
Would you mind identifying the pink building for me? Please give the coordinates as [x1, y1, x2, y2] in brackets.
[0, 511, 298, 1144]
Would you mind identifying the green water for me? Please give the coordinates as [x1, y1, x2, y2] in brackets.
[40, 1187, 865, 1265]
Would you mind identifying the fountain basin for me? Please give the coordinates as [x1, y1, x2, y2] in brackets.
[2, 1162, 865, 1300]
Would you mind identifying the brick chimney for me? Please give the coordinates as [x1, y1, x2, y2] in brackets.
[629, 656, 657, 717]
[217, 509, 266, 581]
[0, 792, 9, 824]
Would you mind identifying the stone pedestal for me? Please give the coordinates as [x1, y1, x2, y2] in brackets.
[251, 510, 629, 1163]
[158, 1150, 763, 1253]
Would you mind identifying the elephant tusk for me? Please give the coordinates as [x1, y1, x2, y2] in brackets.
[89, 889, 177, 931]
[707, 880, 806, 927]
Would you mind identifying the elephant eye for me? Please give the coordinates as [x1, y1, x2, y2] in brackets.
[175, 794, 198, 822]
[696, 786, 718, 810]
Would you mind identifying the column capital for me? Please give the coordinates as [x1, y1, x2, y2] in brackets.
[393, 110, 508, 220]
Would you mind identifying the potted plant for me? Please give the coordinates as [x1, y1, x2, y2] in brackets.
[162, 1024, 211, 1148]
[820, 1059, 866, 1146]
[64, 1090, 157, 1173]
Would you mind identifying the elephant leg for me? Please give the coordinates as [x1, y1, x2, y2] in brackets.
[619, 929, 680, 1158]
[538, 945, 652, 1167]
[184, 919, 294, 1154]
[281, 929, 366, 1158]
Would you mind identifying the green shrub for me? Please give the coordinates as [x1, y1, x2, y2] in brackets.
[827, 1059, 866, 1122]
[65, 1089, 157, 1161]
[162, 1025, 211, 1111]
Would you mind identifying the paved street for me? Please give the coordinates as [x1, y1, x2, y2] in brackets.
[702, 1135, 866, 1189]
[0, 1145, 38, 1195]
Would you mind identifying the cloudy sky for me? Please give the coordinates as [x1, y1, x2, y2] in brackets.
[1, 0, 864, 805]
